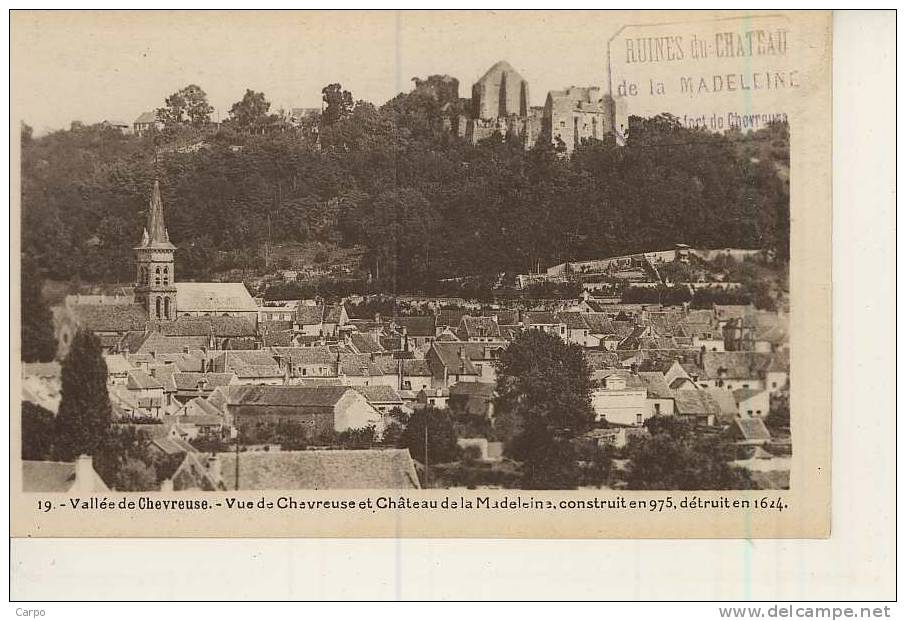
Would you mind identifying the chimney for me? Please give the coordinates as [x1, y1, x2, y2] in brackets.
[160, 478, 174, 492]
[74, 455, 96, 493]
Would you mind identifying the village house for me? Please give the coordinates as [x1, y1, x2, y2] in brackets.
[733, 388, 771, 418]
[456, 315, 502, 342]
[220, 385, 384, 440]
[171, 372, 236, 400]
[272, 346, 338, 382]
[294, 302, 348, 337]
[591, 371, 649, 426]
[391, 316, 438, 350]
[523, 311, 568, 341]
[209, 350, 283, 385]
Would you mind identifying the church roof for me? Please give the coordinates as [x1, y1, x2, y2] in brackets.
[174, 282, 258, 313]
[136, 181, 176, 250]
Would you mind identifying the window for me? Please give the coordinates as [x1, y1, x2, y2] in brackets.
[155, 297, 162, 319]
[163, 266, 169, 285]
[163, 297, 170, 319]
[636, 413, 642, 425]
[756, 410, 762, 415]
[742, 383, 750, 389]
[772, 382, 777, 389]
[654, 403, 661, 416]
[155, 267, 161, 285]
[302, 368, 307, 376]
[747, 410, 753, 416]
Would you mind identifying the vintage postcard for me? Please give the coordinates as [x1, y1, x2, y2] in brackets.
[11, 10, 831, 538]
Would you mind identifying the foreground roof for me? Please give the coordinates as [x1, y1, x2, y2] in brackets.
[218, 449, 421, 490]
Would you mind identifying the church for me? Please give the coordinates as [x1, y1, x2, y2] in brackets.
[53, 181, 259, 357]
[133, 181, 258, 322]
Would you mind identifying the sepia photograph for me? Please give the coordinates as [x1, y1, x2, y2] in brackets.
[18, 11, 792, 494]
[10, 10, 833, 541]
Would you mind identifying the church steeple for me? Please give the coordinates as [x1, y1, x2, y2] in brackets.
[137, 180, 175, 250]
[135, 180, 177, 321]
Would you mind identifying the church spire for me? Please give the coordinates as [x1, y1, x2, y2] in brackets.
[138, 180, 175, 249]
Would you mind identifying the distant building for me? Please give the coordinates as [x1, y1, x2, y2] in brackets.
[543, 86, 616, 153]
[133, 111, 162, 136]
[465, 60, 540, 148]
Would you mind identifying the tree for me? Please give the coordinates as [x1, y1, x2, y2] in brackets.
[625, 417, 754, 490]
[157, 84, 214, 128]
[20, 257, 57, 362]
[93, 426, 160, 491]
[321, 83, 354, 125]
[228, 89, 273, 132]
[53, 330, 112, 461]
[400, 407, 459, 464]
[21, 402, 55, 460]
[494, 330, 595, 489]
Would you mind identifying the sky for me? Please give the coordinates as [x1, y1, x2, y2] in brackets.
[12, 10, 627, 135]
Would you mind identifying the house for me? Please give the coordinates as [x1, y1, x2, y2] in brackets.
[171, 372, 236, 400]
[337, 354, 395, 387]
[347, 332, 386, 356]
[697, 351, 780, 392]
[294, 303, 348, 337]
[704, 388, 740, 425]
[591, 371, 649, 426]
[456, 316, 501, 342]
[223, 385, 384, 439]
[636, 371, 675, 417]
[171, 397, 228, 439]
[426, 342, 482, 387]
[218, 449, 421, 490]
[673, 389, 722, 427]
[391, 316, 437, 349]
[726, 417, 772, 445]
[448, 381, 495, 418]
[523, 311, 567, 341]
[133, 111, 162, 135]
[557, 312, 592, 347]
[733, 388, 770, 418]
[210, 351, 283, 385]
[124, 369, 167, 416]
[272, 347, 338, 382]
[351, 385, 405, 414]
[103, 354, 134, 384]
[22, 455, 109, 493]
[161, 452, 225, 491]
[258, 300, 300, 323]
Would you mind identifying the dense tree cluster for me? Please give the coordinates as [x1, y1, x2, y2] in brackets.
[625, 417, 754, 490]
[21, 81, 789, 293]
[494, 330, 595, 489]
